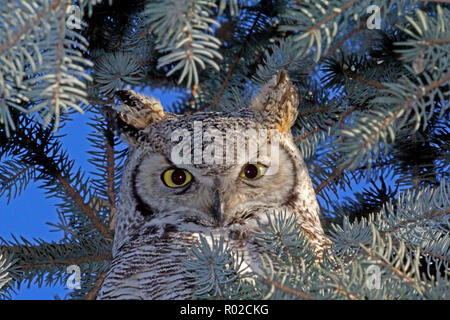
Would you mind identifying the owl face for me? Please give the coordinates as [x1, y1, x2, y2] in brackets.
[112, 71, 319, 248]
[130, 115, 298, 230]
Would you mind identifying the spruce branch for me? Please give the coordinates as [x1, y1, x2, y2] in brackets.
[104, 109, 118, 231]
[0, 0, 93, 134]
[315, 160, 353, 195]
[184, 234, 246, 299]
[295, 104, 361, 145]
[16, 252, 111, 271]
[305, 21, 366, 75]
[0, 236, 112, 296]
[1, 116, 113, 240]
[259, 276, 316, 300]
[0, 161, 36, 203]
[49, 1, 69, 129]
[208, 10, 262, 110]
[280, 0, 363, 61]
[0, 251, 16, 299]
[342, 70, 387, 90]
[145, 0, 223, 87]
[359, 235, 425, 293]
[336, 70, 449, 171]
[87, 107, 128, 234]
[2, 242, 112, 271]
[53, 171, 112, 240]
[0, 0, 62, 56]
[297, 104, 332, 117]
[380, 202, 450, 235]
[85, 271, 108, 300]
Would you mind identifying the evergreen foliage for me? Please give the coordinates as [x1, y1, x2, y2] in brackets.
[0, 0, 448, 299]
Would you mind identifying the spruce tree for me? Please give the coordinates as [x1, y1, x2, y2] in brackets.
[0, 0, 448, 299]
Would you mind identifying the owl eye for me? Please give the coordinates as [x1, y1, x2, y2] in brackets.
[161, 168, 192, 188]
[239, 163, 266, 180]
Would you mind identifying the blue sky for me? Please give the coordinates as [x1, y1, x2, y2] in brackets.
[0, 87, 183, 299]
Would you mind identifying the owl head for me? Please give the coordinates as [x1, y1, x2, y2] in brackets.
[112, 71, 325, 254]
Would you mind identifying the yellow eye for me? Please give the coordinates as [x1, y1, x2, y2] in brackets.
[239, 163, 266, 180]
[161, 168, 192, 188]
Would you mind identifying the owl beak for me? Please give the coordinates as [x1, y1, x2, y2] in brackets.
[212, 189, 225, 226]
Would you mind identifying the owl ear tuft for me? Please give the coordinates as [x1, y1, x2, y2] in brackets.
[116, 90, 166, 128]
[249, 70, 299, 134]
[114, 90, 166, 145]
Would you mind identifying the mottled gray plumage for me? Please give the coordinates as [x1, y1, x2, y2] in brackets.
[97, 71, 328, 299]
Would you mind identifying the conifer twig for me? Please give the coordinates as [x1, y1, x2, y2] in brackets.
[54, 172, 113, 240]
[295, 104, 361, 144]
[359, 245, 425, 292]
[6, 250, 112, 271]
[0, 0, 62, 56]
[306, 24, 365, 75]
[104, 109, 117, 231]
[259, 276, 316, 300]
[86, 271, 108, 300]
[380, 206, 450, 236]
[315, 160, 353, 195]
[11, 127, 113, 240]
[208, 11, 262, 110]
[343, 70, 387, 90]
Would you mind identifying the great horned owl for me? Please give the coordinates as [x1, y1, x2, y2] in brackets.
[97, 71, 328, 299]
